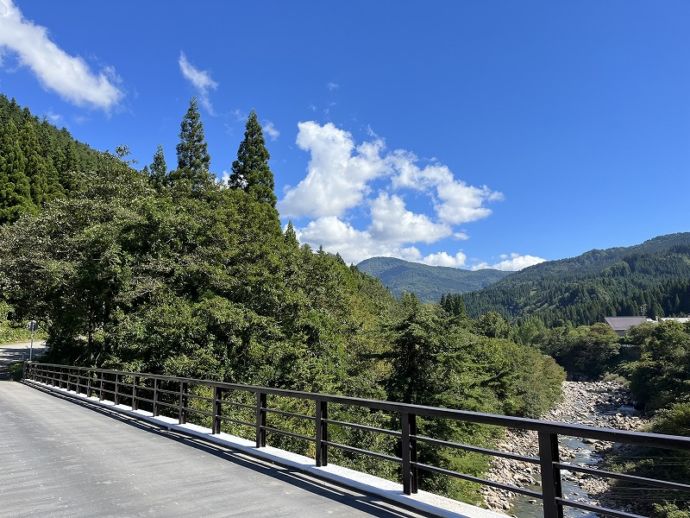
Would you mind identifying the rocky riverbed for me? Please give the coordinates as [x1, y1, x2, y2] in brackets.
[482, 381, 648, 516]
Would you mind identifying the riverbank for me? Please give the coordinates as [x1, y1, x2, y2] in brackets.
[482, 381, 648, 516]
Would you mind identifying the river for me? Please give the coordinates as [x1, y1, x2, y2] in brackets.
[482, 381, 645, 517]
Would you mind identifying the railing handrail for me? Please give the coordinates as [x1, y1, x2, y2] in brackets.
[26, 361, 690, 451]
[23, 361, 690, 518]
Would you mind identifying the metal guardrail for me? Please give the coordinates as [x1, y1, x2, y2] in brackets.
[23, 362, 690, 518]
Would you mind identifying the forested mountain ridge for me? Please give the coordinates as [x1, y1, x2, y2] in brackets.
[463, 233, 690, 326]
[0, 94, 130, 224]
[357, 257, 510, 301]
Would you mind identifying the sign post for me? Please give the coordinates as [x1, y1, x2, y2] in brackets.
[27, 320, 37, 361]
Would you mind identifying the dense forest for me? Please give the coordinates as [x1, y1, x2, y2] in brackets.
[357, 256, 510, 301]
[0, 95, 565, 505]
[461, 234, 690, 326]
[0, 95, 129, 224]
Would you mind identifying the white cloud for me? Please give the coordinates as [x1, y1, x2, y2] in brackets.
[279, 122, 389, 218]
[389, 150, 502, 225]
[369, 193, 451, 244]
[0, 0, 123, 110]
[178, 51, 217, 114]
[263, 120, 280, 140]
[295, 216, 422, 264]
[327, 81, 339, 91]
[282, 120, 505, 266]
[421, 251, 467, 268]
[472, 253, 546, 271]
[44, 110, 62, 124]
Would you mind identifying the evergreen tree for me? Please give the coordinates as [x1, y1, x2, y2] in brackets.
[0, 119, 34, 223]
[20, 120, 50, 207]
[170, 98, 212, 192]
[229, 111, 276, 206]
[149, 145, 168, 190]
[284, 221, 299, 248]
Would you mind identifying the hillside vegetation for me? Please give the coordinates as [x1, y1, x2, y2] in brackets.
[462, 233, 690, 326]
[357, 257, 510, 301]
[0, 96, 564, 505]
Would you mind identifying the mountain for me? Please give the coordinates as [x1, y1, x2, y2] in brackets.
[463, 233, 690, 326]
[0, 94, 128, 224]
[356, 257, 511, 302]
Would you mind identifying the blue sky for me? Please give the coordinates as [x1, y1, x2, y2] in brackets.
[1, 1, 688, 269]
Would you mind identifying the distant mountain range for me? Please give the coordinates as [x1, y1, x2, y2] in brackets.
[358, 233, 690, 326]
[463, 232, 690, 325]
[356, 257, 511, 302]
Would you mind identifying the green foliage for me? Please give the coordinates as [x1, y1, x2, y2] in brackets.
[0, 119, 33, 223]
[385, 294, 564, 501]
[603, 324, 690, 516]
[539, 323, 621, 380]
[653, 504, 690, 518]
[170, 98, 212, 192]
[148, 145, 168, 190]
[0, 302, 32, 342]
[474, 311, 510, 339]
[440, 293, 467, 318]
[0, 94, 126, 223]
[229, 111, 276, 207]
[624, 321, 690, 412]
[463, 233, 690, 326]
[357, 257, 510, 301]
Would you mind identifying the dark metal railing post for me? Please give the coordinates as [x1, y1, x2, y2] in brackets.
[213, 386, 222, 434]
[538, 431, 563, 518]
[315, 400, 328, 467]
[86, 370, 92, 397]
[401, 412, 417, 495]
[114, 374, 120, 405]
[178, 381, 188, 424]
[99, 371, 104, 401]
[410, 413, 418, 493]
[255, 392, 267, 448]
[152, 378, 159, 416]
[132, 376, 139, 411]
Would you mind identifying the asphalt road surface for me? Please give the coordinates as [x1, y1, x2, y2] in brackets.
[0, 381, 425, 517]
[0, 340, 47, 379]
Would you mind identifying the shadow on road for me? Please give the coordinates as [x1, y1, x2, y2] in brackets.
[21, 382, 430, 518]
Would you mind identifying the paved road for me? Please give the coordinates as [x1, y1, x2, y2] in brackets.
[0, 340, 47, 379]
[0, 382, 424, 517]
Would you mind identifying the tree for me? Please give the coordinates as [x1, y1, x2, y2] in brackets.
[149, 145, 168, 190]
[229, 111, 276, 206]
[0, 119, 34, 223]
[20, 120, 50, 206]
[386, 293, 442, 404]
[170, 98, 212, 192]
[284, 221, 299, 248]
[474, 311, 510, 339]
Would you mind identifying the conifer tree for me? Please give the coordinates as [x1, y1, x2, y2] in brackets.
[20, 120, 51, 206]
[170, 98, 212, 192]
[284, 221, 299, 248]
[229, 111, 276, 206]
[149, 145, 168, 190]
[0, 119, 33, 223]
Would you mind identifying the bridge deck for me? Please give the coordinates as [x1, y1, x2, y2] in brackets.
[0, 381, 427, 517]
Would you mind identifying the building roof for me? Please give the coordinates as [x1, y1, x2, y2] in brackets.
[604, 316, 650, 332]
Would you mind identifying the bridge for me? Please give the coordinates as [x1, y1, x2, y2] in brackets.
[3, 362, 690, 517]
